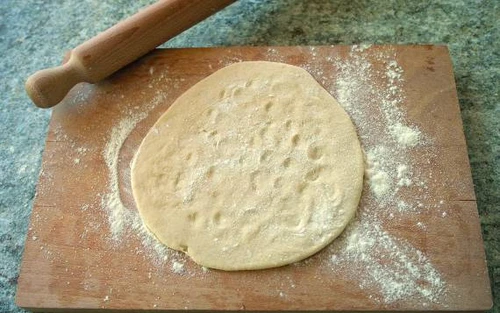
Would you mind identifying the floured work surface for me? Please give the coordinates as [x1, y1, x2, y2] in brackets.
[17, 46, 492, 312]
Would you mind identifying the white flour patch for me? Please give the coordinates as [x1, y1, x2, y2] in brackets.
[99, 86, 189, 272]
[100, 109, 183, 267]
[365, 147, 392, 199]
[172, 261, 185, 274]
[297, 45, 446, 305]
[328, 220, 445, 304]
[102, 113, 147, 241]
[390, 122, 422, 147]
[397, 164, 413, 187]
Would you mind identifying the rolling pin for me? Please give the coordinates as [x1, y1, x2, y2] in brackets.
[26, 0, 235, 108]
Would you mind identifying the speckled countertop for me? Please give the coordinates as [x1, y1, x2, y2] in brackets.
[0, 0, 498, 312]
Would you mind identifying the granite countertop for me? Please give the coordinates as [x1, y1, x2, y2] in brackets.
[0, 0, 498, 311]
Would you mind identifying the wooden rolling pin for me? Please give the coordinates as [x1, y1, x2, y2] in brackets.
[26, 0, 235, 108]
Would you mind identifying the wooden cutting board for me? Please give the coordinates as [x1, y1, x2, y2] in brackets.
[16, 45, 492, 312]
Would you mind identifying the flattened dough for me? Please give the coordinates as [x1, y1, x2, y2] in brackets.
[131, 61, 364, 270]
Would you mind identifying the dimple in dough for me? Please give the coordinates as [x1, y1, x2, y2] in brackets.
[131, 61, 364, 271]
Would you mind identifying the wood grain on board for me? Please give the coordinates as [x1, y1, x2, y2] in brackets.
[16, 46, 492, 312]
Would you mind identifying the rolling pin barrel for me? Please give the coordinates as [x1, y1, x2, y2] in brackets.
[26, 0, 235, 108]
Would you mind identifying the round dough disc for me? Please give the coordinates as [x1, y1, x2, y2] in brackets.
[131, 61, 364, 270]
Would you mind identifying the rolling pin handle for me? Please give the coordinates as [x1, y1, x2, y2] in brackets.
[25, 57, 85, 109]
[25, 0, 235, 108]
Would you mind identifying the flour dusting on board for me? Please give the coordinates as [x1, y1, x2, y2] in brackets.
[102, 113, 147, 241]
[329, 220, 444, 304]
[99, 89, 190, 269]
[263, 45, 446, 305]
[97, 46, 446, 306]
[327, 46, 444, 304]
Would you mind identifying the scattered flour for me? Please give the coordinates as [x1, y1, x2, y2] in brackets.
[102, 113, 147, 241]
[172, 261, 185, 274]
[397, 164, 412, 187]
[390, 122, 422, 147]
[328, 220, 445, 304]
[397, 200, 412, 212]
[100, 109, 181, 267]
[365, 147, 392, 199]
[303, 45, 445, 304]
[130, 213, 170, 261]
[328, 46, 427, 204]
[99, 86, 192, 271]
